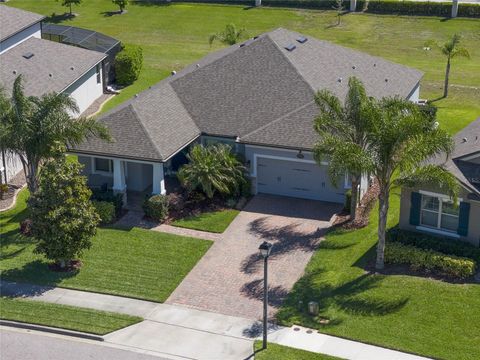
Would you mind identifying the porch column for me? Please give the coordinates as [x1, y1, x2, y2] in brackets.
[350, 0, 357, 12]
[451, 0, 459, 18]
[152, 163, 166, 195]
[112, 159, 127, 205]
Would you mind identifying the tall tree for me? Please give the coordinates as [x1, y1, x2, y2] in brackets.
[112, 0, 129, 13]
[30, 156, 99, 269]
[58, 0, 82, 16]
[0, 76, 110, 194]
[426, 34, 470, 98]
[363, 98, 457, 269]
[313, 77, 373, 221]
[209, 24, 245, 46]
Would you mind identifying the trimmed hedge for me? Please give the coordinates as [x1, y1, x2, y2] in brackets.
[143, 194, 169, 221]
[91, 189, 123, 217]
[92, 200, 116, 225]
[114, 44, 143, 86]
[138, 0, 480, 18]
[385, 242, 476, 279]
[387, 228, 480, 263]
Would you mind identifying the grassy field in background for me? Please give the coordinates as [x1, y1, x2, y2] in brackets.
[7, 1, 480, 127]
[0, 297, 142, 335]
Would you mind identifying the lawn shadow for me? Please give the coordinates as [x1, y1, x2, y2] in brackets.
[240, 217, 327, 274]
[100, 10, 129, 17]
[44, 12, 75, 24]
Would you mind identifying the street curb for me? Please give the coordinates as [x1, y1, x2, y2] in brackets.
[0, 320, 104, 341]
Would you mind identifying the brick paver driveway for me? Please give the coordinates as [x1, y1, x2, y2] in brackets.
[166, 194, 342, 320]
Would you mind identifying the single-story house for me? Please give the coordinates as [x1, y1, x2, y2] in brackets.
[0, 5, 110, 182]
[400, 118, 480, 247]
[71, 28, 423, 205]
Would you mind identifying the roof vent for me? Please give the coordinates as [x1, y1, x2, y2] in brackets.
[70, 66, 75, 70]
[171, 70, 176, 76]
[462, 137, 467, 143]
[352, 65, 356, 69]
[385, 78, 388, 82]
[134, 94, 139, 98]
[338, 77, 343, 83]
[196, 64, 200, 68]
[48, 73, 53, 77]
[373, 63, 377, 67]
[22, 52, 34, 59]
[285, 44, 296, 52]
[13, 70, 17, 75]
[253, 36, 259, 40]
[239, 43, 246, 48]
[296, 36, 308, 44]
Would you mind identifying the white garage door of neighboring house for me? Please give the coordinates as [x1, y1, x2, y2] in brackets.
[256, 157, 344, 203]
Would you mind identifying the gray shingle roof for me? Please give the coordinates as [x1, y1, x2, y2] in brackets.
[0, 5, 44, 42]
[428, 117, 480, 195]
[74, 83, 201, 162]
[0, 37, 106, 97]
[73, 28, 423, 161]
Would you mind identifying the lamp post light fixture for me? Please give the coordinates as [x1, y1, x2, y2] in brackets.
[259, 241, 273, 350]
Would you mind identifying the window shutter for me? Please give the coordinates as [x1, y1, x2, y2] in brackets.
[409, 192, 421, 226]
[457, 202, 470, 237]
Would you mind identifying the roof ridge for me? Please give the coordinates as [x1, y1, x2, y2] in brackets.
[128, 104, 165, 160]
[241, 100, 316, 140]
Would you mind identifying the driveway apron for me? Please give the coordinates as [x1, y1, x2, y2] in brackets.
[166, 194, 342, 319]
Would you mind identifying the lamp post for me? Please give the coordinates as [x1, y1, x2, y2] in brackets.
[259, 241, 273, 350]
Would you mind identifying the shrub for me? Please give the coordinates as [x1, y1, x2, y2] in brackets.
[385, 242, 476, 279]
[226, 198, 237, 208]
[20, 219, 33, 236]
[30, 157, 99, 268]
[240, 179, 252, 198]
[92, 200, 116, 225]
[344, 189, 352, 214]
[114, 44, 143, 85]
[91, 189, 123, 217]
[387, 228, 480, 263]
[143, 194, 169, 221]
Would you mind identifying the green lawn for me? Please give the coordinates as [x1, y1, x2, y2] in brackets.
[276, 190, 480, 360]
[0, 297, 142, 335]
[0, 189, 212, 302]
[7, 1, 480, 125]
[254, 342, 342, 360]
[172, 209, 240, 233]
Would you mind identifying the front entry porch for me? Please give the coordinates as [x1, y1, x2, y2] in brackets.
[77, 155, 166, 207]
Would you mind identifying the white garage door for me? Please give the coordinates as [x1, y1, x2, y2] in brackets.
[256, 157, 344, 203]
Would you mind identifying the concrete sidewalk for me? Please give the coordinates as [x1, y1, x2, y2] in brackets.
[1, 281, 431, 360]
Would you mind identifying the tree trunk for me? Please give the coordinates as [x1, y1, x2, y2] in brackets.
[443, 56, 451, 98]
[350, 175, 360, 221]
[21, 157, 39, 194]
[375, 185, 389, 270]
[69, 3, 72, 16]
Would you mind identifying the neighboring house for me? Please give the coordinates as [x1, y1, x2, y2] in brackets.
[0, 5, 109, 182]
[71, 28, 423, 204]
[0, 5, 43, 54]
[400, 118, 480, 247]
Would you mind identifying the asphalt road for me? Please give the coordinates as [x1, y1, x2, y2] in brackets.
[0, 328, 174, 360]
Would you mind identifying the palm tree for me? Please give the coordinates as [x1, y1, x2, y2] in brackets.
[313, 77, 374, 221]
[209, 24, 245, 46]
[363, 97, 457, 269]
[178, 144, 245, 199]
[427, 34, 470, 98]
[0, 76, 110, 194]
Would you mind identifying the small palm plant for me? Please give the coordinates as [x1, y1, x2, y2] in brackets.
[209, 24, 246, 46]
[426, 34, 470, 98]
[178, 144, 246, 199]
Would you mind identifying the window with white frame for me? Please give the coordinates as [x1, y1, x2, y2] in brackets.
[94, 158, 113, 174]
[420, 195, 459, 232]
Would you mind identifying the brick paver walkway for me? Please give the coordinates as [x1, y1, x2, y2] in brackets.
[166, 194, 342, 320]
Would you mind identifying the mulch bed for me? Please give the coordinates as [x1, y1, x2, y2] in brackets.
[333, 179, 380, 229]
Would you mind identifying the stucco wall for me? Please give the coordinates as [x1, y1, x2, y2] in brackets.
[64, 65, 103, 114]
[0, 23, 41, 54]
[0, 151, 23, 182]
[400, 186, 480, 247]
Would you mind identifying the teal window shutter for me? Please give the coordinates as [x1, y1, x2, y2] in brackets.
[409, 192, 421, 226]
[457, 202, 470, 237]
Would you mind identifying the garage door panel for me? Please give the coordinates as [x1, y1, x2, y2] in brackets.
[256, 157, 344, 203]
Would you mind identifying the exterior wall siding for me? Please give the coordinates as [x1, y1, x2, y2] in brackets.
[0, 23, 41, 54]
[408, 83, 420, 103]
[64, 64, 103, 114]
[400, 186, 480, 247]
